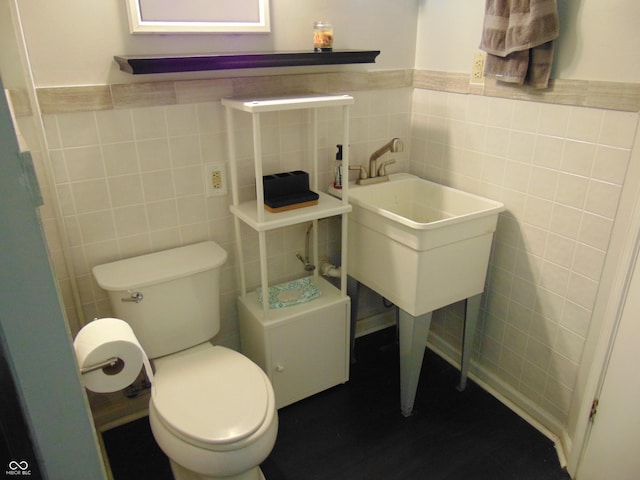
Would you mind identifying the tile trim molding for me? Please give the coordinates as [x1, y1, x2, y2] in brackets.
[22, 69, 640, 115]
[414, 70, 640, 113]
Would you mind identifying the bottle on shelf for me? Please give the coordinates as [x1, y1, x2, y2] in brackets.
[333, 144, 343, 189]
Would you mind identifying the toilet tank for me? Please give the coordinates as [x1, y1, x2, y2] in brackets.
[92, 241, 227, 359]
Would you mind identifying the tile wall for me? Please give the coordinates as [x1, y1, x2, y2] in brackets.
[41, 87, 412, 346]
[30, 69, 640, 433]
[410, 87, 638, 425]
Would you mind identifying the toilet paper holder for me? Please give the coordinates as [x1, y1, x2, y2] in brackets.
[80, 356, 124, 375]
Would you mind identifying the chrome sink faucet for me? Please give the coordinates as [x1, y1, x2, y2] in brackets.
[354, 138, 404, 185]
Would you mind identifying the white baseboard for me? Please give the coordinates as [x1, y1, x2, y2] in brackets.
[355, 310, 396, 338]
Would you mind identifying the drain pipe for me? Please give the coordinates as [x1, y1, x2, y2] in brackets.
[320, 262, 341, 278]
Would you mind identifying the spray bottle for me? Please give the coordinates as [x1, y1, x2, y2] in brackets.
[333, 144, 343, 189]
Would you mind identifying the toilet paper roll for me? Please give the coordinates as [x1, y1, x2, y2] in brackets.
[74, 317, 154, 393]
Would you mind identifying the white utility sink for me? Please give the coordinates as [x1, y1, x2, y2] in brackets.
[346, 173, 504, 316]
[336, 173, 505, 416]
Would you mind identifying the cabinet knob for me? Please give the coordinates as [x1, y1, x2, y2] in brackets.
[275, 364, 285, 373]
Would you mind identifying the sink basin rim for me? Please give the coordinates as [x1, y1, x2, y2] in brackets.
[347, 173, 505, 231]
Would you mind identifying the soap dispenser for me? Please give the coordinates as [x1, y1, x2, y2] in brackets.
[333, 144, 343, 189]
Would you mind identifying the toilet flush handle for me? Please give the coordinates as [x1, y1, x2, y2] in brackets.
[275, 364, 285, 373]
[121, 292, 144, 303]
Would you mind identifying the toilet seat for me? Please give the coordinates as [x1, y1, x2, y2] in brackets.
[151, 345, 270, 448]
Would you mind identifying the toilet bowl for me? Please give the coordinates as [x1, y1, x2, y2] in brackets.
[92, 242, 278, 480]
[149, 344, 278, 480]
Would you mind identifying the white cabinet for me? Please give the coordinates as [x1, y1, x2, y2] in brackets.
[238, 277, 350, 408]
[222, 94, 353, 408]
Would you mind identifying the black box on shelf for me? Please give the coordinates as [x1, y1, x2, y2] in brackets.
[263, 170, 319, 212]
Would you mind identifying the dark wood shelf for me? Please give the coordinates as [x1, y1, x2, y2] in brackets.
[114, 50, 380, 74]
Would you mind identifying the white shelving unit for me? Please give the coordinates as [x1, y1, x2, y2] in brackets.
[222, 93, 354, 408]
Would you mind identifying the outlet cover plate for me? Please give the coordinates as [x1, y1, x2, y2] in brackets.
[470, 51, 486, 85]
[205, 162, 228, 197]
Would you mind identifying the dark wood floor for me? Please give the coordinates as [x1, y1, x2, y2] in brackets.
[103, 328, 571, 480]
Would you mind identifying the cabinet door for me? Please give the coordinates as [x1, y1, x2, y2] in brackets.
[269, 302, 349, 408]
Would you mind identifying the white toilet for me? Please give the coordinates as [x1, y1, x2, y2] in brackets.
[92, 241, 278, 480]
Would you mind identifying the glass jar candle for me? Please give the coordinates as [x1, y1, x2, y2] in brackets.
[313, 21, 333, 52]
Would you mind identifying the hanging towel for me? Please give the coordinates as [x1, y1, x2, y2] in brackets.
[480, 0, 559, 89]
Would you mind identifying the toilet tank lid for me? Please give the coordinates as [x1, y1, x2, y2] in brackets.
[92, 241, 227, 291]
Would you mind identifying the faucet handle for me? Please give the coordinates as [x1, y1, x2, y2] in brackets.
[349, 165, 368, 179]
[377, 159, 396, 176]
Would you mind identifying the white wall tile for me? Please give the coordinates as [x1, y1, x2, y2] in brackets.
[176, 196, 206, 225]
[525, 338, 552, 370]
[107, 175, 144, 208]
[508, 131, 536, 164]
[487, 97, 513, 128]
[599, 110, 638, 148]
[592, 146, 631, 185]
[64, 146, 104, 181]
[511, 101, 540, 133]
[141, 170, 175, 202]
[528, 166, 558, 200]
[77, 211, 116, 243]
[585, 179, 622, 219]
[70, 179, 110, 213]
[145, 199, 178, 231]
[571, 243, 605, 281]
[95, 109, 134, 143]
[560, 301, 592, 338]
[173, 165, 204, 197]
[566, 272, 599, 311]
[535, 288, 565, 323]
[578, 213, 613, 250]
[102, 142, 139, 176]
[48, 150, 68, 183]
[523, 196, 553, 229]
[132, 106, 168, 140]
[529, 313, 558, 348]
[57, 112, 99, 147]
[555, 173, 588, 209]
[538, 103, 569, 137]
[561, 140, 595, 177]
[504, 160, 531, 192]
[566, 107, 603, 143]
[137, 138, 171, 172]
[113, 205, 148, 237]
[532, 135, 564, 169]
[169, 135, 202, 167]
[466, 95, 490, 124]
[549, 204, 582, 239]
[166, 104, 198, 137]
[544, 376, 573, 413]
[522, 359, 547, 392]
[501, 347, 525, 378]
[554, 326, 585, 364]
[485, 126, 509, 157]
[42, 115, 61, 149]
[544, 233, 575, 268]
[507, 300, 534, 332]
[539, 261, 570, 296]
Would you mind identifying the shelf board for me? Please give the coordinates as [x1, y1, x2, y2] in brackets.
[222, 93, 354, 112]
[231, 192, 351, 231]
[114, 50, 381, 75]
[239, 276, 348, 326]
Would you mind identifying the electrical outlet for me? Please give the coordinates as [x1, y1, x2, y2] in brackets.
[470, 51, 486, 85]
[205, 162, 228, 197]
[211, 170, 222, 189]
